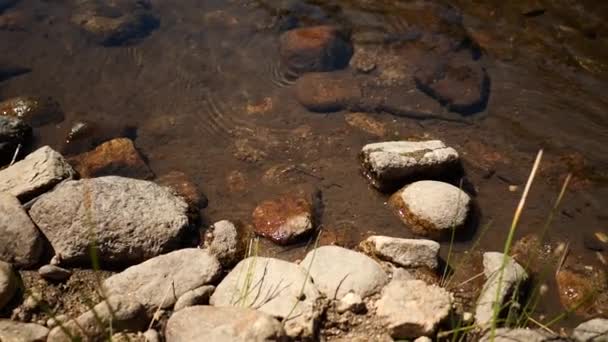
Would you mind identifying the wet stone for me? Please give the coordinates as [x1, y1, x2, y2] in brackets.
[38, 265, 72, 282]
[360, 140, 461, 192]
[294, 71, 362, 112]
[0, 146, 75, 202]
[0, 320, 49, 342]
[0, 192, 43, 268]
[389, 180, 471, 238]
[0, 115, 30, 165]
[252, 190, 318, 245]
[344, 112, 386, 137]
[67, 137, 154, 179]
[157, 170, 208, 211]
[0, 96, 64, 127]
[279, 25, 352, 76]
[0, 261, 16, 310]
[29, 176, 189, 265]
[166, 306, 287, 342]
[555, 265, 608, 318]
[360, 235, 440, 270]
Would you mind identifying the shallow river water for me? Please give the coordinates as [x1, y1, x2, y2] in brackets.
[1, 0, 607, 332]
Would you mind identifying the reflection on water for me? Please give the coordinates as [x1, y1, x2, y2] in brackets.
[1, 0, 608, 330]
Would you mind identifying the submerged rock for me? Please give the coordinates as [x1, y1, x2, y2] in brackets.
[62, 119, 137, 156]
[29, 176, 189, 265]
[0, 146, 75, 201]
[252, 190, 319, 245]
[103, 249, 221, 314]
[68, 137, 154, 179]
[360, 140, 460, 192]
[300, 245, 388, 299]
[555, 264, 608, 317]
[0, 115, 30, 164]
[47, 295, 147, 342]
[0, 96, 64, 127]
[389, 180, 471, 238]
[166, 306, 287, 342]
[360, 235, 440, 270]
[157, 170, 208, 211]
[475, 252, 528, 328]
[294, 71, 362, 112]
[0, 320, 48, 342]
[279, 25, 352, 76]
[210, 257, 322, 339]
[0, 193, 42, 268]
[0, 261, 16, 311]
[376, 279, 452, 339]
[573, 318, 608, 342]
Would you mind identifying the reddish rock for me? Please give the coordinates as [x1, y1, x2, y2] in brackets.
[156, 171, 207, 211]
[555, 265, 608, 317]
[295, 72, 361, 112]
[68, 138, 153, 179]
[252, 191, 319, 245]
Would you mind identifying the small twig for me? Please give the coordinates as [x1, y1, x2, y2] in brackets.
[9, 143, 21, 166]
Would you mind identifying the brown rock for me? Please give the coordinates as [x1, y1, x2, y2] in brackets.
[295, 72, 362, 112]
[555, 265, 608, 317]
[62, 120, 136, 156]
[0, 10, 28, 31]
[252, 190, 320, 245]
[68, 138, 153, 179]
[157, 171, 207, 210]
[345, 112, 386, 137]
[226, 170, 247, 193]
[279, 25, 352, 75]
[0, 96, 64, 127]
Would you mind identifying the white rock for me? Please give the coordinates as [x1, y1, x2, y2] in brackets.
[300, 245, 388, 299]
[47, 295, 147, 342]
[475, 252, 528, 328]
[29, 176, 190, 265]
[376, 279, 452, 339]
[573, 318, 608, 342]
[390, 180, 471, 237]
[103, 249, 221, 314]
[204, 220, 242, 267]
[0, 261, 16, 310]
[0, 320, 49, 342]
[210, 257, 322, 339]
[480, 328, 558, 342]
[414, 337, 433, 342]
[165, 306, 286, 342]
[174, 285, 215, 311]
[0, 193, 43, 267]
[361, 235, 440, 269]
[0, 146, 75, 201]
[360, 140, 459, 191]
[336, 292, 365, 314]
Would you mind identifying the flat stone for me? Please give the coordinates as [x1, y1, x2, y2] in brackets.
[0, 115, 30, 164]
[0, 146, 75, 201]
[174, 285, 215, 311]
[0, 260, 16, 310]
[103, 248, 221, 314]
[480, 328, 560, 342]
[360, 235, 440, 269]
[38, 265, 72, 282]
[252, 191, 318, 245]
[0, 320, 49, 342]
[47, 295, 148, 342]
[294, 71, 362, 112]
[29, 176, 190, 265]
[203, 220, 243, 267]
[475, 252, 528, 328]
[166, 306, 287, 342]
[300, 245, 388, 299]
[360, 140, 460, 191]
[389, 180, 471, 238]
[67, 137, 154, 179]
[0, 193, 43, 267]
[376, 279, 452, 339]
[210, 257, 322, 339]
[573, 318, 608, 342]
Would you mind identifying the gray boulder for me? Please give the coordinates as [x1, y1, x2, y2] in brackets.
[0, 146, 75, 201]
[29, 176, 190, 265]
[0, 320, 49, 342]
[300, 245, 388, 299]
[210, 257, 322, 339]
[573, 318, 608, 342]
[165, 306, 287, 342]
[360, 235, 440, 269]
[103, 248, 221, 314]
[389, 180, 471, 238]
[0, 261, 16, 310]
[475, 252, 528, 328]
[47, 295, 147, 342]
[376, 279, 452, 339]
[0, 193, 43, 267]
[480, 328, 562, 342]
[203, 220, 242, 267]
[174, 285, 215, 311]
[360, 140, 459, 191]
